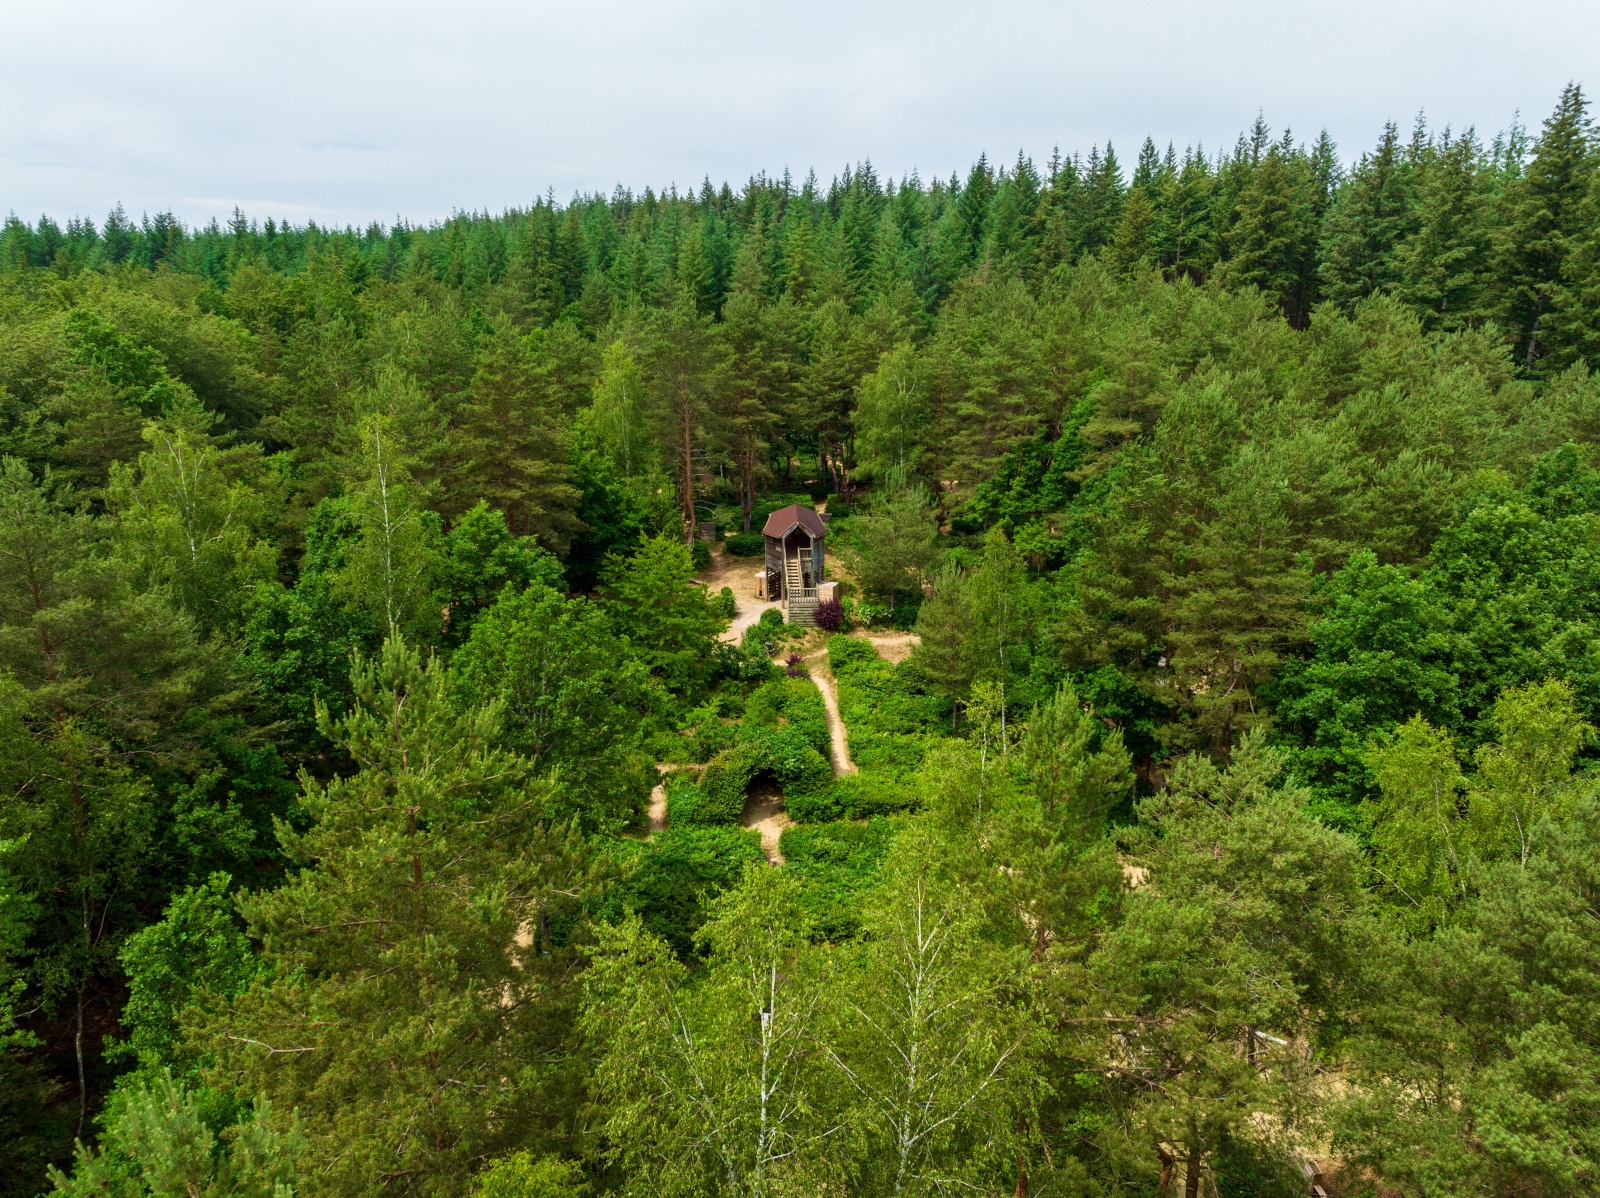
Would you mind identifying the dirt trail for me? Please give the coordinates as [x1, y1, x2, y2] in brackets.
[803, 652, 857, 777]
[741, 779, 792, 863]
[857, 630, 920, 663]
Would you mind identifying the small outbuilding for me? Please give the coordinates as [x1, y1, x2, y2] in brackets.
[761, 504, 826, 625]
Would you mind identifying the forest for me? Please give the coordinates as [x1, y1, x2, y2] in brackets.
[1, 82, 1599, 1197]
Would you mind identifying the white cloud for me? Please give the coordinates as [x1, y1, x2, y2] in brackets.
[2, 0, 1592, 227]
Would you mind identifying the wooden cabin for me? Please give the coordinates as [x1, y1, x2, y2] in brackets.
[761, 504, 826, 625]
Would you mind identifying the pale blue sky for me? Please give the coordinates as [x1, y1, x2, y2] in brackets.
[3, 0, 1594, 228]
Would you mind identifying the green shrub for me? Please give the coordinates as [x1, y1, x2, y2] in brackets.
[750, 493, 813, 529]
[664, 775, 707, 824]
[690, 540, 712, 572]
[758, 606, 785, 629]
[688, 717, 736, 764]
[826, 634, 878, 674]
[475, 1151, 590, 1198]
[830, 769, 918, 817]
[740, 679, 828, 755]
[739, 725, 831, 793]
[597, 827, 763, 958]
[782, 817, 899, 938]
[696, 745, 760, 823]
[743, 680, 786, 727]
[647, 729, 692, 763]
[716, 585, 737, 618]
[780, 817, 898, 874]
[849, 730, 930, 777]
[780, 683, 830, 756]
[783, 784, 845, 823]
[725, 532, 765, 556]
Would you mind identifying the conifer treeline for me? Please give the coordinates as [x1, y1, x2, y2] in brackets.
[5, 83, 1597, 373]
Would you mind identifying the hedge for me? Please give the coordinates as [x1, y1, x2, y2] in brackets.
[782, 817, 901, 940]
[686, 727, 835, 826]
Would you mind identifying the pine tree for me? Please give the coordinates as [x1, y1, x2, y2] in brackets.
[841, 480, 938, 609]
[208, 639, 595, 1196]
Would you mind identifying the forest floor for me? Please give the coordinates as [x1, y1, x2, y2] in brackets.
[694, 544, 779, 644]
[740, 779, 791, 863]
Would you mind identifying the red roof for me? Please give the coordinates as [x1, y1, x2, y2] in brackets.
[762, 504, 826, 538]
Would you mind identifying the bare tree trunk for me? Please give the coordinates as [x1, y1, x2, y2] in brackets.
[1156, 1146, 1176, 1194]
[74, 982, 87, 1138]
[680, 395, 696, 546]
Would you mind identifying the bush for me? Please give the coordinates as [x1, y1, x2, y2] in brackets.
[688, 715, 736, 764]
[695, 746, 760, 824]
[758, 606, 785, 629]
[826, 634, 878, 674]
[812, 599, 846, 631]
[690, 540, 712, 572]
[597, 827, 763, 958]
[830, 769, 918, 817]
[891, 600, 921, 630]
[785, 652, 808, 679]
[783, 784, 845, 823]
[647, 729, 692, 763]
[725, 532, 765, 556]
[716, 585, 737, 618]
[476, 1151, 591, 1198]
[781, 817, 900, 940]
[854, 601, 892, 627]
[780, 817, 897, 875]
[743, 677, 828, 752]
[664, 775, 708, 824]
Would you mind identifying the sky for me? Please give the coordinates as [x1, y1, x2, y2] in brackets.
[2, 0, 1595, 230]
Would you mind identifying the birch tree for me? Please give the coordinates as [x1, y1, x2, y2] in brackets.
[333, 414, 441, 640]
[583, 862, 838, 1198]
[828, 830, 1030, 1197]
[107, 405, 276, 637]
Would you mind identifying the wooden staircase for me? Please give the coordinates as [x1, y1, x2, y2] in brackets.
[786, 560, 816, 627]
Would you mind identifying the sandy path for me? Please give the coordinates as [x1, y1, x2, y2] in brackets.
[647, 779, 668, 834]
[695, 543, 782, 644]
[857, 631, 920, 663]
[804, 652, 857, 777]
[741, 780, 792, 863]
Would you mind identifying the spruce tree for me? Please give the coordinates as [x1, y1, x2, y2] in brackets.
[1224, 147, 1318, 323]
[1319, 122, 1420, 311]
[1492, 83, 1594, 374]
[1547, 168, 1600, 372]
[1394, 128, 1493, 330]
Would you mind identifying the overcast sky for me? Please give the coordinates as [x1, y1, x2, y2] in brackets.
[3, 0, 1594, 229]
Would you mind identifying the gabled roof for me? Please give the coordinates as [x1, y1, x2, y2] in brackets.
[762, 503, 826, 539]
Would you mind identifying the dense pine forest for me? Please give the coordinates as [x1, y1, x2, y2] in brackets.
[3, 83, 1600, 1197]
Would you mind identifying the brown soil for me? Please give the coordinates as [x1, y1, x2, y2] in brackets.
[802, 651, 857, 777]
[695, 543, 782, 645]
[858, 631, 920, 664]
[741, 778, 792, 863]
